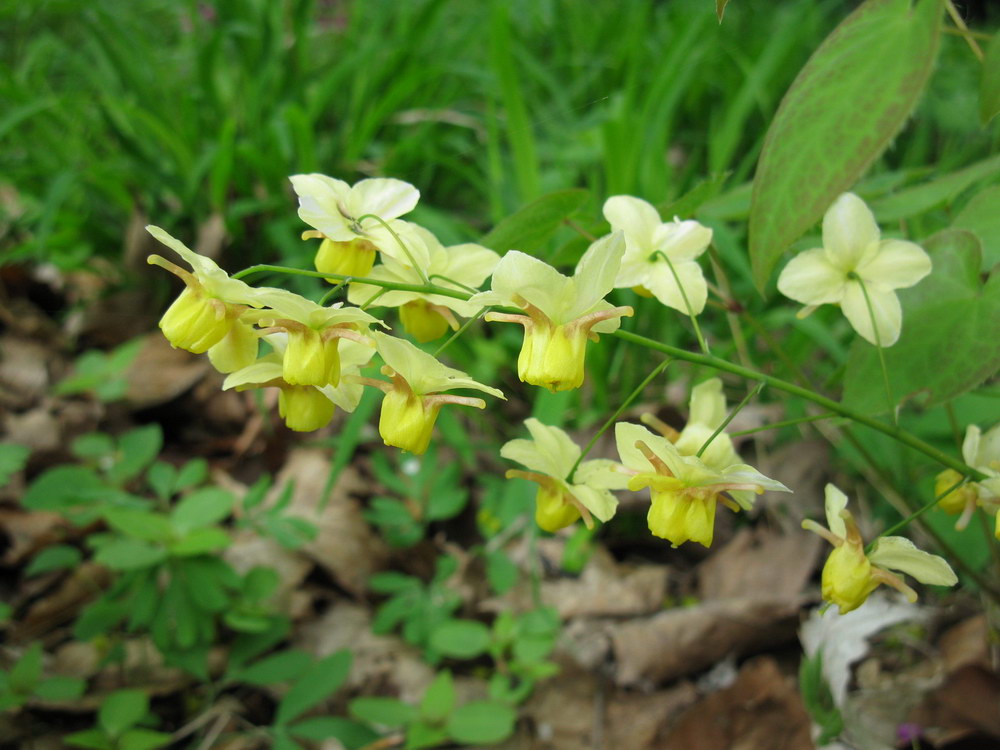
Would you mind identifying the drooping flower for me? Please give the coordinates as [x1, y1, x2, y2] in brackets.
[935, 423, 1000, 536]
[244, 288, 380, 388]
[603, 195, 712, 315]
[472, 232, 633, 392]
[146, 226, 265, 361]
[671, 378, 740, 471]
[615, 422, 789, 547]
[348, 224, 500, 342]
[776, 192, 932, 347]
[289, 174, 424, 277]
[223, 335, 374, 432]
[501, 418, 627, 532]
[803, 484, 957, 614]
[357, 331, 504, 455]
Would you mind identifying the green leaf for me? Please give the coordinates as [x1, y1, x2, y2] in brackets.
[446, 701, 516, 745]
[349, 696, 417, 728]
[71, 432, 116, 461]
[242, 565, 280, 602]
[364, 497, 422, 547]
[64, 728, 113, 749]
[146, 462, 176, 500]
[274, 650, 352, 725]
[952, 186, 1000, 270]
[289, 717, 379, 749]
[94, 538, 167, 570]
[22, 465, 106, 514]
[869, 153, 1000, 222]
[99, 689, 149, 738]
[419, 671, 456, 724]
[716, 0, 730, 23]
[843, 230, 1000, 413]
[104, 508, 174, 543]
[235, 650, 312, 686]
[485, 550, 518, 594]
[171, 487, 233, 533]
[748, 0, 943, 290]
[0, 442, 30, 487]
[9, 642, 43, 694]
[118, 728, 172, 750]
[174, 458, 208, 491]
[107, 425, 163, 484]
[168, 527, 231, 556]
[369, 571, 420, 595]
[428, 619, 491, 659]
[981, 29, 1000, 125]
[480, 189, 588, 256]
[26, 544, 82, 576]
[405, 721, 449, 749]
[34, 675, 86, 701]
[425, 488, 467, 522]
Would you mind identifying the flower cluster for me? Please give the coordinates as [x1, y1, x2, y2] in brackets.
[147, 174, 962, 616]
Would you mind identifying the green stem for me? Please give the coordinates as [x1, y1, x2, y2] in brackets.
[945, 0, 985, 60]
[319, 278, 350, 306]
[868, 476, 967, 548]
[854, 275, 897, 425]
[610, 329, 987, 481]
[232, 264, 469, 301]
[433, 307, 489, 357]
[355, 212, 430, 285]
[567, 357, 672, 483]
[696, 381, 764, 458]
[730, 412, 838, 437]
[652, 250, 709, 355]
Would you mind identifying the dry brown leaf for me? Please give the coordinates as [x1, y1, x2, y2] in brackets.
[698, 526, 822, 602]
[3, 406, 61, 452]
[0, 336, 51, 408]
[909, 664, 1000, 744]
[125, 333, 209, 408]
[662, 656, 814, 750]
[13, 562, 111, 642]
[295, 602, 433, 703]
[487, 545, 668, 620]
[224, 531, 312, 614]
[0, 508, 70, 565]
[611, 597, 800, 687]
[266, 449, 389, 595]
[939, 614, 991, 673]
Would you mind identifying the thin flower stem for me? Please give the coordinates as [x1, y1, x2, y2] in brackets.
[729, 412, 839, 437]
[319, 277, 350, 306]
[945, 0, 984, 61]
[355, 213, 430, 286]
[610, 329, 988, 481]
[433, 306, 489, 357]
[428, 273, 480, 294]
[360, 287, 388, 311]
[868, 475, 968, 549]
[853, 275, 897, 425]
[567, 357, 673, 483]
[696, 381, 765, 458]
[653, 250, 709, 355]
[232, 264, 469, 301]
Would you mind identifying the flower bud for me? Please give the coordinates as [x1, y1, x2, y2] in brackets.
[934, 469, 976, 515]
[284, 329, 340, 387]
[821, 542, 877, 614]
[315, 237, 377, 279]
[159, 286, 232, 353]
[378, 389, 440, 455]
[400, 300, 450, 343]
[534, 485, 581, 533]
[278, 385, 335, 432]
[517, 323, 587, 393]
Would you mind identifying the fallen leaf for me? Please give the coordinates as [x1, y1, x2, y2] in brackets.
[0, 336, 51, 408]
[662, 657, 813, 750]
[266, 450, 389, 595]
[909, 665, 1000, 745]
[124, 333, 209, 409]
[938, 614, 991, 673]
[698, 526, 821, 602]
[611, 597, 800, 687]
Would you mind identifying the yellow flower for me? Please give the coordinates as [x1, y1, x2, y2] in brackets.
[602, 195, 712, 315]
[501, 418, 627, 533]
[934, 424, 1000, 532]
[146, 226, 264, 357]
[615, 422, 789, 547]
[473, 233, 633, 392]
[245, 288, 380, 388]
[776, 193, 931, 347]
[803, 484, 957, 614]
[348, 224, 500, 342]
[222, 335, 375, 432]
[358, 332, 504, 454]
[670, 378, 740, 471]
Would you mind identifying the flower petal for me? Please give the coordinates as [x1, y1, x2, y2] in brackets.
[289, 174, 353, 240]
[841, 282, 902, 347]
[615, 422, 661, 473]
[652, 219, 712, 263]
[776, 248, 847, 306]
[573, 484, 618, 523]
[523, 418, 581, 478]
[857, 239, 931, 290]
[489, 250, 574, 319]
[868, 536, 958, 586]
[348, 178, 419, 223]
[642, 258, 708, 315]
[603, 196, 661, 248]
[688, 378, 726, 430]
[567, 232, 626, 319]
[824, 484, 849, 539]
[962, 424, 982, 468]
[822, 192, 880, 270]
[575, 459, 631, 491]
[373, 331, 503, 399]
